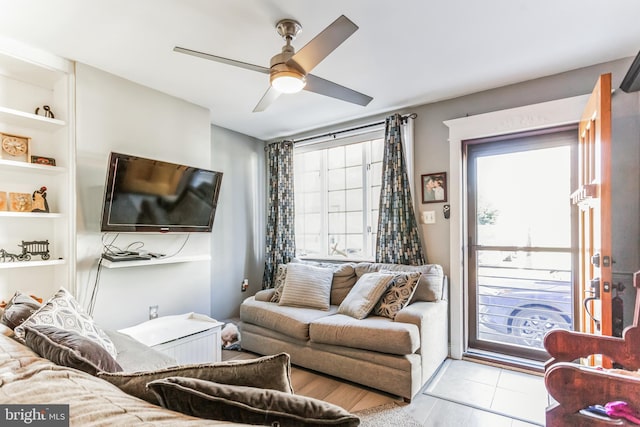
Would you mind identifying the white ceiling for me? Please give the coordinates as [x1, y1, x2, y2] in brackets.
[1, 0, 639, 141]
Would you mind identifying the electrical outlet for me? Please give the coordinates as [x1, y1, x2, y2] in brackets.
[241, 279, 249, 292]
[149, 305, 158, 320]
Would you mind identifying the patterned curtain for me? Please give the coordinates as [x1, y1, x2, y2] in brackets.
[262, 140, 296, 289]
[375, 114, 426, 265]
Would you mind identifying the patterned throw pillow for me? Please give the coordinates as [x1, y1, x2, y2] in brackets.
[373, 271, 422, 319]
[337, 272, 395, 320]
[14, 287, 118, 358]
[270, 264, 288, 303]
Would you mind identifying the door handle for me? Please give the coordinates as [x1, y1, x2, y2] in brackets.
[584, 277, 601, 326]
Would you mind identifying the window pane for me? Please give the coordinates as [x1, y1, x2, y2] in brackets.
[305, 213, 321, 232]
[346, 212, 362, 233]
[329, 234, 348, 257]
[345, 165, 362, 189]
[345, 143, 362, 166]
[346, 188, 362, 211]
[327, 146, 345, 169]
[345, 234, 363, 257]
[371, 139, 384, 163]
[327, 169, 345, 191]
[370, 162, 382, 185]
[328, 212, 346, 234]
[303, 192, 321, 213]
[328, 190, 345, 213]
[301, 171, 320, 192]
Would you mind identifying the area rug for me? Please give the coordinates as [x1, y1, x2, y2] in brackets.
[354, 402, 422, 427]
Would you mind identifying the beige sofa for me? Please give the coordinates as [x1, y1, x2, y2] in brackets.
[240, 261, 449, 401]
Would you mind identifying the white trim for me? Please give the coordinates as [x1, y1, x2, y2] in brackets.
[444, 94, 590, 359]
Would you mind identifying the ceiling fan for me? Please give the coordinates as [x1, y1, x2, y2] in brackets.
[173, 15, 373, 112]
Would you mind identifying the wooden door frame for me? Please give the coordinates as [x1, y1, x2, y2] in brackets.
[444, 95, 590, 359]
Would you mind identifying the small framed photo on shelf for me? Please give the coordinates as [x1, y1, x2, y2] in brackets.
[8, 192, 32, 212]
[0, 191, 6, 211]
[30, 155, 56, 166]
[0, 133, 31, 162]
[421, 172, 447, 204]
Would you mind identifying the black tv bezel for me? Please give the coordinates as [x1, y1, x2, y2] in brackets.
[99, 152, 222, 233]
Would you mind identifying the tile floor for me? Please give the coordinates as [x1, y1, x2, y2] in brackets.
[404, 359, 549, 426]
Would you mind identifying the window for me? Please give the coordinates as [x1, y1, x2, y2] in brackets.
[294, 133, 384, 260]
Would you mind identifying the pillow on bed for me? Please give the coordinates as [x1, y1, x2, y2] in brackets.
[14, 287, 117, 359]
[148, 377, 360, 427]
[98, 352, 293, 405]
[23, 324, 122, 375]
[1, 291, 42, 330]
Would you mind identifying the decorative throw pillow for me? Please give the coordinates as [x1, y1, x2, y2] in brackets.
[147, 377, 360, 427]
[278, 263, 334, 310]
[98, 352, 293, 405]
[14, 287, 118, 359]
[23, 324, 122, 375]
[1, 291, 42, 330]
[105, 329, 177, 372]
[270, 264, 288, 303]
[373, 271, 422, 319]
[337, 272, 395, 320]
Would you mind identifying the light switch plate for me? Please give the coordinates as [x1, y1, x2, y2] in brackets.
[422, 211, 436, 224]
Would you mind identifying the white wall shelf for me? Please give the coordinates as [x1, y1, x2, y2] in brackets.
[0, 105, 66, 131]
[0, 159, 66, 174]
[0, 259, 65, 269]
[101, 254, 211, 269]
[0, 211, 63, 218]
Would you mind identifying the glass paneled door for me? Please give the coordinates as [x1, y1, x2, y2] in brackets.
[466, 128, 577, 361]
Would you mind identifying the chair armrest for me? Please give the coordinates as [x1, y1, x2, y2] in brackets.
[254, 289, 275, 302]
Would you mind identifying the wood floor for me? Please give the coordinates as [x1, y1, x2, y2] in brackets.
[222, 349, 401, 412]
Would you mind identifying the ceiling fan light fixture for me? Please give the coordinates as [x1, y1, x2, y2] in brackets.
[271, 70, 306, 93]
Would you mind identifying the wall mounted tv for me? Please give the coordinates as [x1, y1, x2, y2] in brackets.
[100, 152, 223, 233]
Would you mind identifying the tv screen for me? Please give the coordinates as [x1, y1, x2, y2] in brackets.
[100, 152, 222, 232]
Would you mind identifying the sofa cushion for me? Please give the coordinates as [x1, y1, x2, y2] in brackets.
[148, 377, 360, 427]
[278, 263, 334, 310]
[309, 314, 420, 355]
[373, 271, 422, 319]
[14, 287, 118, 358]
[98, 352, 293, 405]
[23, 324, 122, 376]
[241, 296, 338, 341]
[355, 262, 444, 302]
[337, 272, 395, 319]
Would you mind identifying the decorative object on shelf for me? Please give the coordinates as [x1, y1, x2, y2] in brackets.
[34, 105, 55, 118]
[31, 186, 49, 213]
[30, 155, 56, 166]
[0, 249, 19, 262]
[421, 172, 447, 204]
[0, 133, 31, 162]
[0, 191, 6, 211]
[17, 240, 50, 261]
[9, 192, 32, 212]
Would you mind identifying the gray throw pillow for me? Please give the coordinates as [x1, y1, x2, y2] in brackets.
[337, 272, 395, 319]
[1, 292, 41, 330]
[278, 263, 334, 310]
[23, 324, 123, 376]
[98, 352, 293, 405]
[148, 377, 360, 427]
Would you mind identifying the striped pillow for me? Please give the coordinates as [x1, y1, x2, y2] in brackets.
[278, 263, 334, 310]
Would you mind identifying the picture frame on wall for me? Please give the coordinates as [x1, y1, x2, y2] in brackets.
[421, 172, 447, 204]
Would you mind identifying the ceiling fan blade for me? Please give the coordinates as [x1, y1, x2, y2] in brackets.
[173, 46, 270, 74]
[288, 15, 358, 73]
[253, 86, 282, 112]
[304, 74, 372, 106]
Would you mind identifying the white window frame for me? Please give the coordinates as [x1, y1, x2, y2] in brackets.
[294, 128, 385, 261]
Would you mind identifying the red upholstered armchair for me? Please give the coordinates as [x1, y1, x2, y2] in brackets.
[544, 272, 640, 426]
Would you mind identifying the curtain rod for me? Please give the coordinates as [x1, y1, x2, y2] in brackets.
[289, 112, 417, 145]
[293, 112, 417, 144]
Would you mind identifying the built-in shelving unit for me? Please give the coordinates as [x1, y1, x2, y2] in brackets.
[0, 37, 75, 299]
[101, 254, 211, 269]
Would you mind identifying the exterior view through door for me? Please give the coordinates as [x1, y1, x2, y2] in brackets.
[466, 128, 577, 361]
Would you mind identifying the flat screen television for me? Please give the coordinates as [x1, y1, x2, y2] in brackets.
[100, 152, 223, 233]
